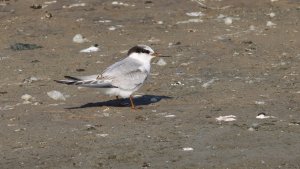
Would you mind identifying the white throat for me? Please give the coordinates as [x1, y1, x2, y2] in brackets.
[129, 53, 154, 72]
[129, 53, 153, 64]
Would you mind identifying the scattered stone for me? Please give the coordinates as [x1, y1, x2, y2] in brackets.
[30, 4, 42, 9]
[156, 58, 167, 66]
[255, 101, 265, 105]
[96, 134, 109, 137]
[251, 123, 260, 130]
[186, 12, 204, 17]
[268, 12, 275, 18]
[111, 1, 132, 6]
[47, 90, 66, 101]
[73, 34, 89, 43]
[190, 0, 208, 9]
[21, 94, 33, 104]
[182, 147, 194, 151]
[86, 125, 97, 131]
[156, 21, 163, 24]
[181, 62, 192, 66]
[165, 114, 176, 118]
[202, 78, 218, 88]
[80, 44, 99, 53]
[0, 105, 14, 110]
[44, 11, 52, 19]
[44, 1, 57, 5]
[176, 18, 203, 24]
[23, 76, 39, 83]
[11, 43, 42, 51]
[147, 37, 160, 42]
[224, 17, 233, 25]
[266, 21, 276, 27]
[63, 3, 86, 8]
[249, 25, 256, 31]
[14, 128, 26, 132]
[98, 20, 111, 23]
[171, 81, 184, 86]
[217, 14, 226, 19]
[103, 112, 110, 117]
[256, 112, 276, 119]
[108, 26, 116, 31]
[216, 115, 236, 122]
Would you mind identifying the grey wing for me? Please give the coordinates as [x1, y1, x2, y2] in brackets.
[111, 69, 149, 90]
[101, 58, 149, 90]
[55, 75, 117, 88]
[102, 57, 142, 77]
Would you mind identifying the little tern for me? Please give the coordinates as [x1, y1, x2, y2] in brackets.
[55, 45, 168, 109]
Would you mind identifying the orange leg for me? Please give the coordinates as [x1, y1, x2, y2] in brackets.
[129, 95, 135, 109]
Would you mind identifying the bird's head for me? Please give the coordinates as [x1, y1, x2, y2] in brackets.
[127, 45, 171, 61]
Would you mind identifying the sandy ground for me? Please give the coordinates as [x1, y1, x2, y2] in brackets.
[1, 0, 300, 168]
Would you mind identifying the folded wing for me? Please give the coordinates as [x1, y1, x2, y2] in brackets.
[55, 75, 117, 88]
[102, 57, 149, 90]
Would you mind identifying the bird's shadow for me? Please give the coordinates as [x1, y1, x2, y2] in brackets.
[65, 95, 172, 109]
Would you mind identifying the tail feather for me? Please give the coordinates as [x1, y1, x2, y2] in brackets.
[55, 75, 118, 88]
[54, 79, 78, 85]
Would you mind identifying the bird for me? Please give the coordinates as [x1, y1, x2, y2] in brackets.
[55, 45, 167, 109]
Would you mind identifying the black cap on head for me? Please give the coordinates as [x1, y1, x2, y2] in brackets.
[127, 45, 151, 56]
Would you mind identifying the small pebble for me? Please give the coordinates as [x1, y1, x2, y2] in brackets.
[251, 123, 259, 129]
[156, 58, 167, 66]
[183, 147, 194, 151]
[256, 113, 275, 119]
[268, 12, 275, 18]
[186, 12, 204, 17]
[103, 112, 110, 117]
[96, 134, 108, 137]
[224, 17, 233, 25]
[47, 90, 66, 101]
[216, 115, 236, 122]
[249, 25, 256, 31]
[23, 76, 39, 83]
[157, 21, 163, 24]
[266, 21, 276, 27]
[176, 19, 203, 24]
[165, 114, 176, 118]
[217, 14, 226, 19]
[248, 127, 255, 131]
[255, 101, 265, 105]
[202, 78, 218, 88]
[171, 81, 184, 86]
[44, 11, 52, 19]
[63, 3, 86, 8]
[73, 34, 89, 43]
[80, 44, 99, 53]
[30, 4, 42, 9]
[108, 26, 116, 31]
[21, 94, 32, 100]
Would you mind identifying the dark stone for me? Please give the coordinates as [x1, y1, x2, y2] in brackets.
[11, 43, 42, 51]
